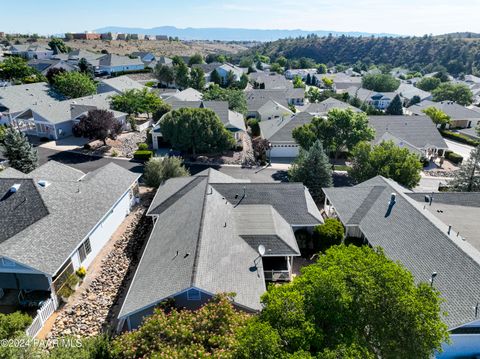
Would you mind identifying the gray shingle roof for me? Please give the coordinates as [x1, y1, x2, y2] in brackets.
[302, 97, 361, 115]
[119, 168, 320, 318]
[324, 177, 480, 329]
[0, 83, 62, 115]
[409, 100, 480, 120]
[260, 112, 313, 144]
[0, 161, 139, 275]
[245, 89, 290, 111]
[98, 54, 144, 68]
[368, 115, 448, 150]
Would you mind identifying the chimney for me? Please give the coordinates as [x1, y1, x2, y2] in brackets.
[9, 183, 21, 193]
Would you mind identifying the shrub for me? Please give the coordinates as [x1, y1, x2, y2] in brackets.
[145, 81, 156, 87]
[313, 218, 344, 250]
[137, 142, 149, 150]
[144, 157, 189, 187]
[76, 267, 86, 279]
[440, 129, 480, 146]
[57, 285, 74, 299]
[445, 151, 463, 164]
[0, 312, 32, 339]
[133, 150, 153, 161]
[111, 149, 119, 157]
[66, 273, 79, 290]
[247, 118, 260, 136]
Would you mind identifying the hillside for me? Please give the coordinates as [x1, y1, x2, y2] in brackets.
[94, 26, 398, 42]
[245, 35, 480, 75]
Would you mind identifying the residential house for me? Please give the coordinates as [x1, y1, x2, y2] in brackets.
[95, 54, 145, 75]
[250, 72, 293, 90]
[408, 100, 480, 129]
[97, 75, 146, 94]
[152, 100, 246, 149]
[0, 161, 139, 336]
[395, 83, 432, 103]
[27, 59, 76, 76]
[323, 178, 480, 358]
[345, 87, 396, 110]
[215, 63, 245, 85]
[245, 89, 294, 121]
[368, 115, 448, 158]
[117, 168, 322, 330]
[131, 52, 155, 63]
[56, 49, 104, 66]
[284, 69, 317, 80]
[313, 73, 362, 92]
[260, 112, 313, 159]
[9, 44, 53, 60]
[301, 97, 362, 116]
[163, 88, 203, 102]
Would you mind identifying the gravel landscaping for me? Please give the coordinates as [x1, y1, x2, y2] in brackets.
[46, 192, 154, 339]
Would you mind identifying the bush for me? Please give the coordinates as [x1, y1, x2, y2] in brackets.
[76, 266, 86, 279]
[145, 81, 156, 87]
[144, 157, 189, 187]
[133, 150, 153, 161]
[137, 142, 149, 150]
[111, 149, 118, 157]
[313, 218, 344, 250]
[445, 150, 463, 164]
[440, 129, 480, 146]
[248, 118, 260, 136]
[0, 312, 32, 339]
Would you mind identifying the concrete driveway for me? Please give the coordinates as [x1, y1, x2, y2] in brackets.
[445, 139, 475, 161]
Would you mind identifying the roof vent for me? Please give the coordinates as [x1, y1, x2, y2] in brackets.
[9, 183, 21, 193]
[38, 180, 50, 188]
[389, 193, 396, 206]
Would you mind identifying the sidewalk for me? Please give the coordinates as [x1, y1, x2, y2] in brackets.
[39, 137, 88, 151]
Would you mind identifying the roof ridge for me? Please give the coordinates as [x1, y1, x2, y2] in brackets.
[190, 179, 209, 287]
[347, 185, 385, 225]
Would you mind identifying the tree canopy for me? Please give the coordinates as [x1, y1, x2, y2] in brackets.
[110, 88, 164, 117]
[362, 73, 400, 92]
[48, 37, 68, 54]
[416, 76, 441, 91]
[144, 156, 190, 188]
[256, 245, 449, 358]
[288, 140, 333, 202]
[188, 53, 204, 66]
[189, 67, 206, 90]
[202, 84, 248, 115]
[73, 109, 122, 145]
[292, 109, 375, 158]
[154, 64, 175, 87]
[160, 108, 235, 155]
[422, 107, 451, 127]
[349, 141, 423, 188]
[432, 82, 473, 105]
[3, 127, 38, 173]
[0, 56, 44, 83]
[385, 94, 403, 115]
[52, 71, 97, 99]
[448, 145, 480, 192]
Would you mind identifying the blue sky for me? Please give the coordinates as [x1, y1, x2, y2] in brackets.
[1, 0, 479, 36]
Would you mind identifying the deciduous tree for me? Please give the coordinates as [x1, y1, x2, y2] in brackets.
[144, 157, 190, 188]
[203, 84, 247, 115]
[189, 67, 206, 90]
[53, 71, 96, 99]
[422, 107, 451, 128]
[432, 82, 473, 105]
[448, 145, 480, 192]
[73, 109, 122, 146]
[362, 73, 400, 92]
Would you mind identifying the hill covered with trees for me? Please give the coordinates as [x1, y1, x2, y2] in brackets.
[244, 34, 480, 75]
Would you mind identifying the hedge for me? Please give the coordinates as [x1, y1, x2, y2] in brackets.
[445, 150, 463, 164]
[440, 129, 480, 147]
[133, 150, 153, 160]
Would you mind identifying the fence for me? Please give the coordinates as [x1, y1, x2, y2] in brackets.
[25, 294, 58, 338]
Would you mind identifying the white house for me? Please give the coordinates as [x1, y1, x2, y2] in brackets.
[9, 44, 54, 60]
[95, 54, 145, 75]
[0, 161, 139, 337]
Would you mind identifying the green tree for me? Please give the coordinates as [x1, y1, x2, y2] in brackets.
[270, 63, 283, 74]
[448, 145, 480, 192]
[112, 295, 248, 358]
[210, 68, 222, 85]
[3, 127, 38, 173]
[152, 102, 172, 122]
[53, 71, 96, 99]
[288, 140, 333, 202]
[46, 67, 66, 84]
[321, 77, 334, 89]
[203, 84, 247, 115]
[408, 95, 421, 107]
[234, 318, 283, 359]
[0, 56, 41, 82]
[189, 67, 206, 90]
[292, 109, 375, 158]
[48, 37, 68, 54]
[174, 61, 190, 89]
[237, 73, 249, 90]
[362, 73, 400, 92]
[349, 141, 423, 188]
[144, 156, 190, 188]
[306, 87, 325, 103]
[293, 75, 305, 89]
[385, 94, 403, 115]
[154, 64, 175, 87]
[317, 63, 327, 74]
[0, 311, 32, 339]
[313, 218, 344, 249]
[422, 107, 451, 128]
[188, 53, 204, 66]
[259, 245, 449, 357]
[160, 108, 235, 156]
[73, 109, 122, 146]
[78, 58, 94, 79]
[417, 77, 441, 91]
[276, 56, 288, 67]
[110, 88, 163, 118]
[432, 82, 473, 105]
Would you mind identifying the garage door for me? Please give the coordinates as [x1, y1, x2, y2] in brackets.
[270, 145, 299, 158]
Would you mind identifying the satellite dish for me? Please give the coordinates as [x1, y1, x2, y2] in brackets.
[258, 245, 266, 257]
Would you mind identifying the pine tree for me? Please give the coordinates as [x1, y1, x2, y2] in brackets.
[449, 146, 480, 192]
[3, 127, 38, 173]
[385, 94, 403, 115]
[288, 140, 333, 202]
[306, 73, 312, 85]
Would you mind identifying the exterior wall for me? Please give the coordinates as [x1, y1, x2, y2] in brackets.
[54, 120, 74, 139]
[98, 64, 145, 74]
[78, 187, 133, 269]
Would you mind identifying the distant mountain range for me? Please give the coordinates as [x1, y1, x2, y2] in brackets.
[94, 26, 399, 42]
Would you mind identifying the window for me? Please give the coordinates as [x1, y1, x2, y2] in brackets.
[187, 288, 201, 301]
[78, 238, 92, 263]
